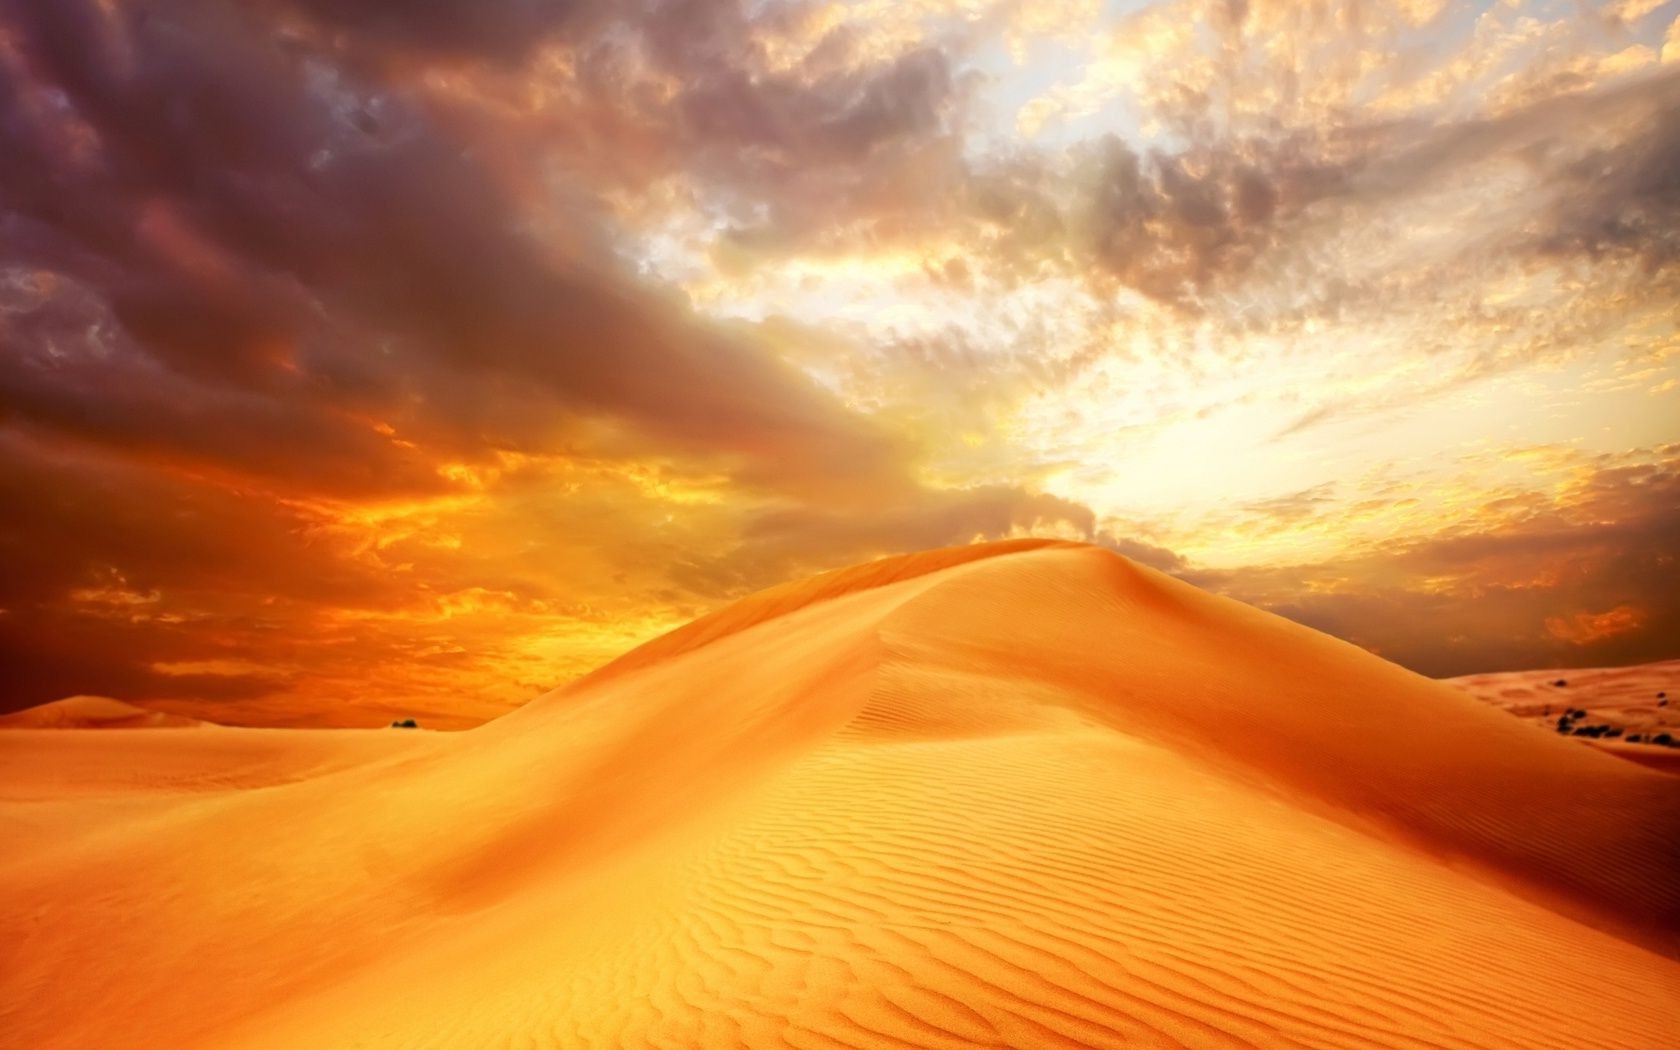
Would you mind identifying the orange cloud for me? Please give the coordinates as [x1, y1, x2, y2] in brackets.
[1189, 447, 1680, 676]
[1546, 605, 1648, 646]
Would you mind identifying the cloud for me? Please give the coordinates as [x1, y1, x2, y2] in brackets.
[670, 484, 1118, 599]
[677, 3, 1680, 321]
[1187, 448, 1680, 676]
[1533, 75, 1680, 269]
[0, 0, 1675, 724]
[0, 429, 388, 708]
[1545, 604, 1646, 646]
[285, 0, 595, 63]
[0, 0, 921, 500]
[0, 0, 979, 717]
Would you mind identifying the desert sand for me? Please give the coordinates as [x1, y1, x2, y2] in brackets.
[1447, 661, 1680, 775]
[3, 540, 1678, 1048]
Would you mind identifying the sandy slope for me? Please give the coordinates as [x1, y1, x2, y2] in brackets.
[2, 540, 1677, 1049]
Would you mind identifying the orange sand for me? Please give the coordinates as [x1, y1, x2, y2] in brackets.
[3, 540, 1677, 1048]
[1447, 661, 1680, 773]
[1448, 659, 1679, 722]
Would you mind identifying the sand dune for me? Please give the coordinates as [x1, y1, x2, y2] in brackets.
[0, 695, 208, 730]
[3, 540, 1677, 1048]
[1447, 661, 1680, 774]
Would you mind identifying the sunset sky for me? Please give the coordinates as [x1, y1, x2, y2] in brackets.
[2, 0, 1677, 726]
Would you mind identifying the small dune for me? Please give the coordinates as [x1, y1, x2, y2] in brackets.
[0, 696, 208, 730]
[2, 541, 1677, 1048]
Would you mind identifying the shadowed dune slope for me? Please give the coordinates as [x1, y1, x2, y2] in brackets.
[2, 541, 1678, 1049]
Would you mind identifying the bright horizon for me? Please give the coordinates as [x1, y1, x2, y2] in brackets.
[2, 0, 1678, 726]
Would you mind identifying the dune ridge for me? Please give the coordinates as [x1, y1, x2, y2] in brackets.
[3, 541, 1677, 1048]
[576, 537, 1070, 684]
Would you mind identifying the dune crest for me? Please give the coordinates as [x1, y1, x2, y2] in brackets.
[3, 542, 1678, 1049]
[577, 537, 1071, 683]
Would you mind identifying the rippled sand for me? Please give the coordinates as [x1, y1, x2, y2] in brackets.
[4, 540, 1677, 1048]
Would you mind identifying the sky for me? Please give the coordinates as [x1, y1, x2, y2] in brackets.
[1, 0, 1677, 727]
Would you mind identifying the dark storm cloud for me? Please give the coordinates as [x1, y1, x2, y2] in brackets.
[0, 0, 912, 499]
[0, 0, 961, 714]
[0, 0, 1056, 722]
[0, 266, 443, 495]
[286, 0, 594, 63]
[671, 39, 953, 165]
[626, 28, 964, 267]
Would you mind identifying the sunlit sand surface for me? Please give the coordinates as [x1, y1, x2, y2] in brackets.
[4, 541, 1677, 1048]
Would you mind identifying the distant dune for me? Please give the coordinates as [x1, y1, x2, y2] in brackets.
[0, 695, 208, 730]
[2, 540, 1677, 1048]
[1448, 660, 1680, 775]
